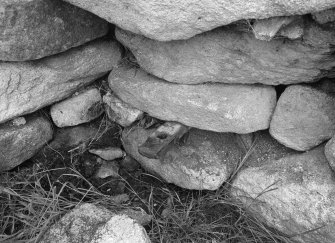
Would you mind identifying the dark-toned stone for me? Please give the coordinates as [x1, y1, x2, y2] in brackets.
[0, 114, 53, 171]
[0, 0, 109, 61]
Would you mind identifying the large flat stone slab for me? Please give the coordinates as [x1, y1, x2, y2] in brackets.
[63, 0, 335, 41]
[115, 23, 335, 85]
[232, 146, 335, 243]
[270, 85, 335, 151]
[0, 0, 109, 61]
[0, 39, 121, 124]
[108, 64, 276, 134]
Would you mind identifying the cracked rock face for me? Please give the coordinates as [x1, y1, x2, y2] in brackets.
[232, 146, 335, 243]
[122, 126, 243, 190]
[115, 22, 335, 85]
[0, 0, 109, 61]
[0, 39, 121, 124]
[63, 0, 335, 41]
[108, 64, 277, 134]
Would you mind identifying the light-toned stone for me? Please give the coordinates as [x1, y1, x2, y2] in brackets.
[103, 92, 143, 127]
[232, 145, 335, 243]
[270, 85, 335, 151]
[0, 0, 108, 61]
[63, 0, 335, 41]
[0, 39, 121, 124]
[252, 16, 297, 41]
[51, 87, 103, 127]
[115, 24, 335, 85]
[122, 126, 243, 190]
[89, 147, 125, 161]
[39, 203, 151, 243]
[108, 64, 276, 134]
[325, 136, 335, 171]
[0, 114, 53, 171]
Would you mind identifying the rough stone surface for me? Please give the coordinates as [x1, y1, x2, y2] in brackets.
[63, 0, 335, 41]
[39, 203, 151, 243]
[0, 114, 53, 171]
[51, 87, 103, 127]
[0, 39, 121, 124]
[115, 23, 335, 85]
[312, 8, 335, 24]
[270, 85, 335, 151]
[252, 16, 297, 41]
[325, 136, 335, 171]
[108, 64, 276, 134]
[103, 92, 143, 127]
[95, 159, 119, 179]
[122, 126, 243, 190]
[0, 0, 109, 61]
[232, 146, 335, 243]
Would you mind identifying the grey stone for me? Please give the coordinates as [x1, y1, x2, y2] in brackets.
[0, 0, 109, 61]
[63, 0, 335, 41]
[0, 39, 121, 124]
[115, 23, 335, 85]
[39, 203, 151, 243]
[232, 145, 335, 243]
[325, 136, 335, 171]
[122, 126, 243, 190]
[108, 64, 276, 134]
[312, 8, 335, 24]
[0, 114, 53, 171]
[89, 147, 125, 161]
[270, 85, 335, 151]
[95, 159, 119, 179]
[50, 87, 103, 127]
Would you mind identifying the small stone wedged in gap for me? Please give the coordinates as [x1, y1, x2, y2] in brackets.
[103, 92, 144, 127]
[89, 147, 125, 161]
[95, 158, 120, 179]
[50, 87, 103, 127]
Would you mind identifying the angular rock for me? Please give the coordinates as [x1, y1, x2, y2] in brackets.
[122, 126, 243, 190]
[325, 137, 335, 171]
[95, 159, 119, 179]
[103, 92, 143, 127]
[115, 23, 335, 85]
[39, 203, 151, 243]
[50, 87, 103, 127]
[63, 0, 335, 41]
[0, 0, 109, 61]
[108, 64, 276, 133]
[232, 146, 335, 243]
[278, 23, 304, 40]
[312, 8, 335, 24]
[120, 155, 140, 172]
[0, 39, 121, 124]
[270, 85, 335, 151]
[0, 114, 53, 171]
[252, 16, 297, 41]
[89, 147, 125, 161]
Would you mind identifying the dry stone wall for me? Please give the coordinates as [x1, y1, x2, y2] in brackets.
[1, 0, 335, 242]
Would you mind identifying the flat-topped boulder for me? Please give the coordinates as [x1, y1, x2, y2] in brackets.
[0, 0, 109, 61]
[108, 64, 277, 134]
[115, 22, 335, 85]
[63, 0, 335, 41]
[0, 39, 121, 124]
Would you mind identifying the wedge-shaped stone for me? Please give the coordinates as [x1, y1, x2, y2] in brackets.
[63, 0, 335, 41]
[0, 0, 109, 61]
[0, 39, 121, 124]
[270, 85, 335, 151]
[115, 23, 335, 85]
[122, 126, 243, 190]
[108, 64, 276, 133]
[232, 146, 335, 243]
